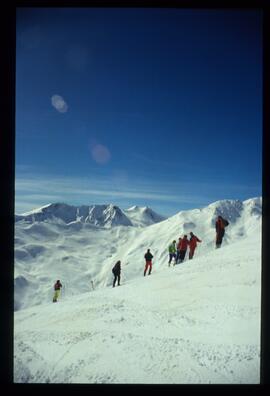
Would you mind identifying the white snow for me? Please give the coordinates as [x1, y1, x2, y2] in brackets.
[14, 197, 262, 383]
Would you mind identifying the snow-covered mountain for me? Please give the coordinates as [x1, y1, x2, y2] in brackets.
[15, 203, 165, 228]
[14, 197, 262, 312]
[124, 205, 166, 226]
[14, 197, 262, 383]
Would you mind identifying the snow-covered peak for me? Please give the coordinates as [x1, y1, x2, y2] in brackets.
[21, 203, 53, 216]
[243, 197, 262, 217]
[103, 204, 132, 227]
[166, 198, 261, 228]
[208, 199, 243, 221]
[126, 205, 140, 212]
[16, 202, 165, 228]
[15, 203, 132, 227]
[123, 205, 166, 227]
[18, 203, 77, 224]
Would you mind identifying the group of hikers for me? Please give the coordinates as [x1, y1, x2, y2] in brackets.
[110, 214, 229, 287]
[168, 232, 202, 266]
[52, 215, 229, 300]
[111, 232, 200, 285]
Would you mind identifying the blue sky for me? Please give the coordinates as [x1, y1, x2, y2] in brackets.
[15, 8, 262, 216]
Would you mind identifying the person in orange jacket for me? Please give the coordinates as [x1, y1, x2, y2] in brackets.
[215, 215, 229, 248]
[189, 232, 202, 259]
[178, 235, 189, 263]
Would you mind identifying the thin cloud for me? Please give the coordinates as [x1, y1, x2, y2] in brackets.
[15, 174, 204, 215]
[15, 176, 182, 203]
[51, 95, 68, 113]
[15, 171, 260, 215]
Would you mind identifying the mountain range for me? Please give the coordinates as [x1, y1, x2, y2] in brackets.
[15, 203, 166, 228]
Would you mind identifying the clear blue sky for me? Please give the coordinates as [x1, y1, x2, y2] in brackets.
[15, 7, 262, 216]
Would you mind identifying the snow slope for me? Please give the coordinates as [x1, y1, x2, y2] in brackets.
[14, 197, 262, 311]
[14, 197, 261, 383]
[14, 229, 261, 384]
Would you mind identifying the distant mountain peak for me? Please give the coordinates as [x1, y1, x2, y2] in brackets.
[123, 206, 166, 226]
[16, 202, 166, 228]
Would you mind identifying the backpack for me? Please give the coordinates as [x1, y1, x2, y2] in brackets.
[222, 218, 229, 227]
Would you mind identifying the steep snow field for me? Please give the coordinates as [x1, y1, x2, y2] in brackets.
[14, 198, 262, 383]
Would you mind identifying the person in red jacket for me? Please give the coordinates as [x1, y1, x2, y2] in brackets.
[144, 249, 154, 276]
[189, 232, 202, 259]
[178, 235, 189, 263]
[215, 215, 229, 248]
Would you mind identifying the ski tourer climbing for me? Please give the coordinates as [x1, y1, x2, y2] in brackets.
[189, 232, 202, 259]
[144, 249, 153, 276]
[112, 260, 121, 287]
[53, 280, 62, 302]
[168, 240, 177, 266]
[215, 215, 229, 248]
[178, 235, 189, 263]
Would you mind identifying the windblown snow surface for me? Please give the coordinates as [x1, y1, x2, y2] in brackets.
[14, 198, 262, 384]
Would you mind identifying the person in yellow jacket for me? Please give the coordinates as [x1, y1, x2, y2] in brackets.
[53, 280, 62, 302]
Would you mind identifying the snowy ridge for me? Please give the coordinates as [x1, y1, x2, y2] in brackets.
[17, 203, 132, 227]
[16, 203, 165, 228]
